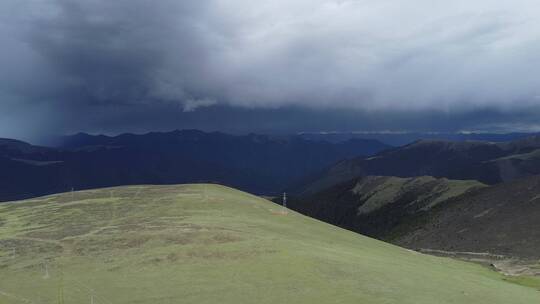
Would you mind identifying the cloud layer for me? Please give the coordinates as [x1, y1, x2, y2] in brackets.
[1, 0, 540, 139]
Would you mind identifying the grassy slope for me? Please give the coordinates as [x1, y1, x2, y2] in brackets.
[352, 176, 485, 214]
[0, 184, 538, 304]
[493, 149, 540, 161]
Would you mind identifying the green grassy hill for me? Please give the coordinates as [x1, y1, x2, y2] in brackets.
[0, 184, 538, 303]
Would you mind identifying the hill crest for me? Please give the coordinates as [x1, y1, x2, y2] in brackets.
[0, 184, 538, 303]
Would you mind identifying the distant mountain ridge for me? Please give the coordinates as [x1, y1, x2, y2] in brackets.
[298, 131, 540, 146]
[0, 130, 390, 202]
[295, 136, 540, 195]
[59, 129, 388, 151]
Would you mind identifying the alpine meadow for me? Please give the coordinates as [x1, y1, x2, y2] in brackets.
[1, 185, 539, 303]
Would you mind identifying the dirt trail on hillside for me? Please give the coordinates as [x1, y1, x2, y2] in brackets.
[418, 248, 540, 277]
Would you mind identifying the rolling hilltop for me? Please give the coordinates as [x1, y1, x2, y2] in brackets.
[0, 184, 539, 303]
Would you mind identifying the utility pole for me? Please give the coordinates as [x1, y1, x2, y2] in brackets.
[58, 272, 65, 304]
[43, 261, 50, 279]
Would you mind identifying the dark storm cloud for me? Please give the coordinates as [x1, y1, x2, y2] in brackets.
[4, 1, 213, 103]
[1, 0, 540, 140]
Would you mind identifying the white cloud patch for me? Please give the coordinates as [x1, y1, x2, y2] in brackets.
[182, 98, 217, 112]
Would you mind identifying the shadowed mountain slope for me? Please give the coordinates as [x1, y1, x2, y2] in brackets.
[295, 136, 540, 195]
[288, 176, 485, 238]
[290, 173, 540, 260]
[394, 175, 540, 259]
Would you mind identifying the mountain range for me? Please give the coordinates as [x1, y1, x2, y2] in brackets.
[298, 131, 540, 146]
[0, 130, 389, 202]
[5, 130, 540, 262]
[287, 135, 540, 262]
[295, 136, 540, 195]
[3, 129, 540, 298]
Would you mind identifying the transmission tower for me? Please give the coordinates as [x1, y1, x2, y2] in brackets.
[43, 261, 50, 279]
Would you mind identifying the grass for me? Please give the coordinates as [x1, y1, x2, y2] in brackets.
[353, 176, 485, 215]
[0, 184, 538, 303]
[504, 276, 540, 290]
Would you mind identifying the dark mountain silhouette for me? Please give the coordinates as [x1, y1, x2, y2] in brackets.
[298, 131, 540, 146]
[0, 130, 390, 202]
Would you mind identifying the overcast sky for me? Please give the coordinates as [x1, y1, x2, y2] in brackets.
[1, 0, 540, 141]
